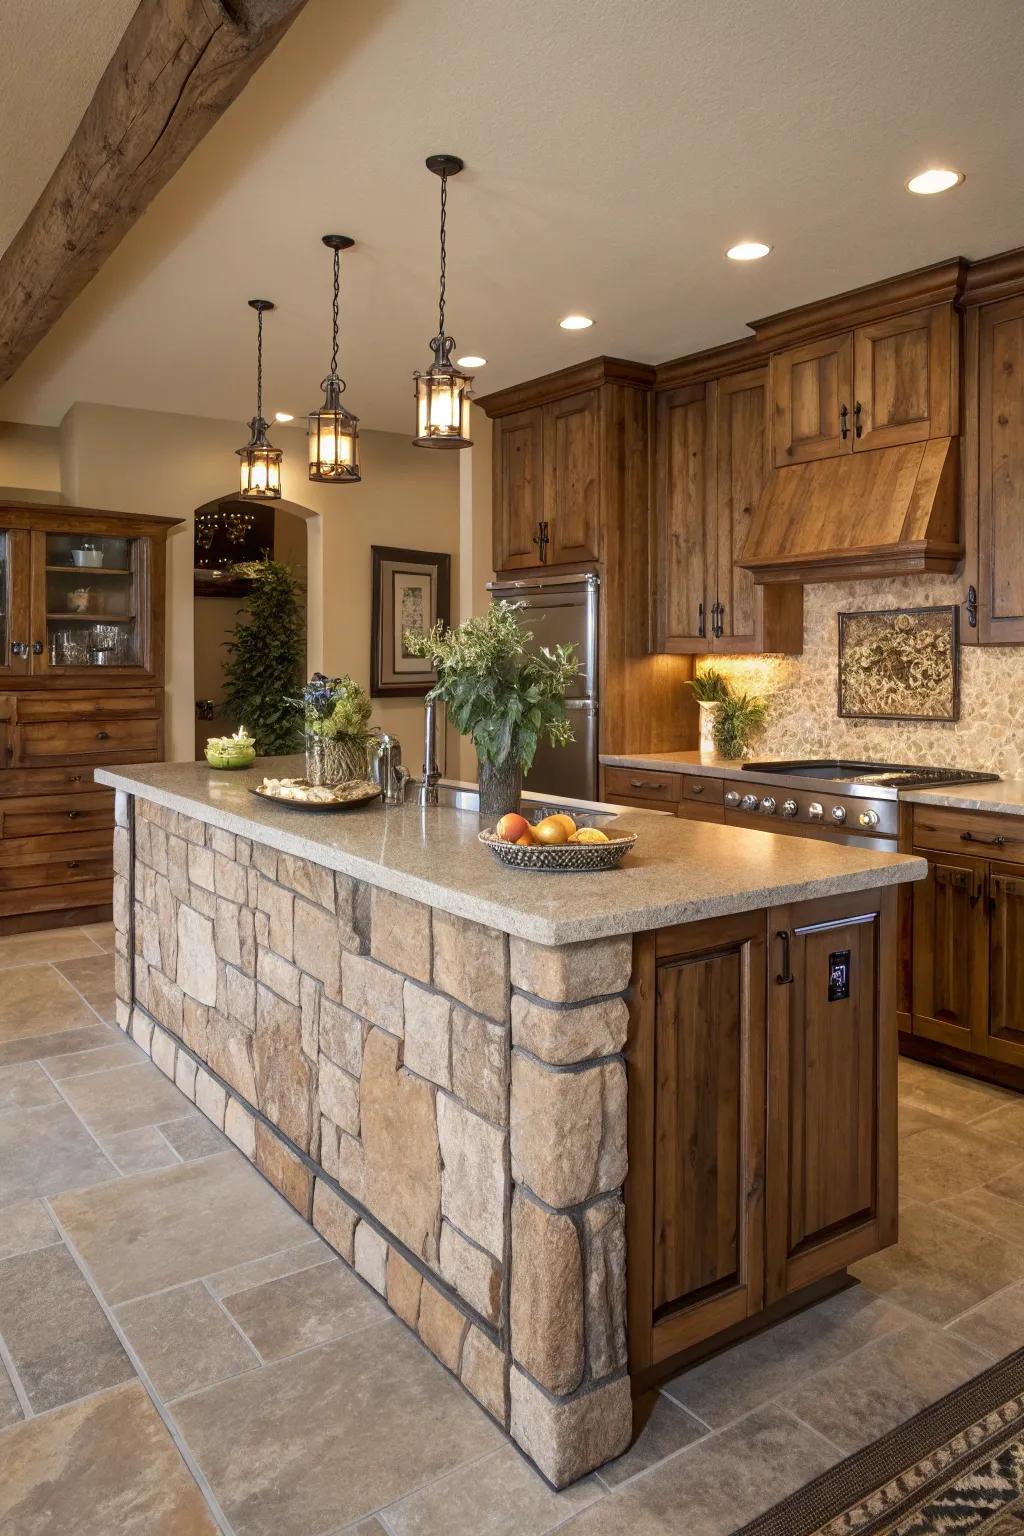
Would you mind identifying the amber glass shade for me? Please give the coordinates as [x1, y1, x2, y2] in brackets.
[413, 361, 473, 449]
[307, 391, 360, 483]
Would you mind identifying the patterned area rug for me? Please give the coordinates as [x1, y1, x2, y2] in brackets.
[736, 1350, 1024, 1536]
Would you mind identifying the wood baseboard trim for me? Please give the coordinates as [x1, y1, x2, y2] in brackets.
[899, 1032, 1024, 1093]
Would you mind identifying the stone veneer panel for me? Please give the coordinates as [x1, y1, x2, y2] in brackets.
[117, 796, 632, 1487]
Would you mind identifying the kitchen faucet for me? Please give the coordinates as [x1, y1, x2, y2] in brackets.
[417, 698, 440, 807]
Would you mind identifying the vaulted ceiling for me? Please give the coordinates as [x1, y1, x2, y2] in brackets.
[2, 0, 1023, 435]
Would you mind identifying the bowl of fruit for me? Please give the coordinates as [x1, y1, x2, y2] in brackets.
[479, 810, 637, 872]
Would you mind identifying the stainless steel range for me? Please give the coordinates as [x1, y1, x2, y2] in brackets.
[723, 760, 1000, 848]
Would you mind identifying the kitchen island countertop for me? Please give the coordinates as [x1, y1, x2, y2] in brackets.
[97, 756, 925, 946]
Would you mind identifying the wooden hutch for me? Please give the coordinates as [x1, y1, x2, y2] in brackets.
[0, 502, 179, 932]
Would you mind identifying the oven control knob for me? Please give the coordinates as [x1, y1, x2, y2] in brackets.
[759, 796, 777, 815]
[739, 794, 759, 813]
[858, 809, 880, 828]
[831, 805, 847, 824]
[724, 789, 740, 808]
[808, 801, 823, 820]
[782, 798, 798, 818]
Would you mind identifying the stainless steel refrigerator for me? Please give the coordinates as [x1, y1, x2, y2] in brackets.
[486, 573, 599, 801]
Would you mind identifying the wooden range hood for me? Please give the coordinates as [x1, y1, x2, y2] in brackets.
[739, 436, 963, 584]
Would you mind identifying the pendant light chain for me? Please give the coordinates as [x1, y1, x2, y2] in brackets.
[437, 169, 448, 341]
[255, 304, 265, 422]
[331, 246, 341, 380]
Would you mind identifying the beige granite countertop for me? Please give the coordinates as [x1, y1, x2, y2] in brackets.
[602, 749, 756, 782]
[902, 779, 1024, 816]
[97, 757, 926, 946]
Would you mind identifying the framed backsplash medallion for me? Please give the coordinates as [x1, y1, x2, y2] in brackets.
[370, 545, 451, 697]
[838, 605, 960, 722]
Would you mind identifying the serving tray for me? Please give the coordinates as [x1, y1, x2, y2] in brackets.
[250, 778, 381, 812]
[479, 828, 637, 872]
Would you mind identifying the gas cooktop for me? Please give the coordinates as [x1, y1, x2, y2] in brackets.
[742, 760, 1000, 791]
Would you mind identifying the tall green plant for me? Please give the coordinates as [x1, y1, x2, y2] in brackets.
[221, 558, 305, 753]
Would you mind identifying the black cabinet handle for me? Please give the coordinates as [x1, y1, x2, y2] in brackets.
[775, 929, 794, 985]
[854, 401, 863, 438]
[697, 601, 706, 639]
[95, 730, 110, 741]
[629, 778, 666, 791]
[532, 520, 550, 563]
[839, 403, 849, 440]
[711, 601, 724, 639]
[960, 830, 1006, 847]
[966, 585, 978, 628]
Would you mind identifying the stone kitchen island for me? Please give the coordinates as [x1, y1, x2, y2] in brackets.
[96, 758, 926, 1487]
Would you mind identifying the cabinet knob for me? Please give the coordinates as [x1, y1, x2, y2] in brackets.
[67, 860, 80, 870]
[95, 730, 110, 741]
[67, 809, 79, 819]
[690, 782, 704, 794]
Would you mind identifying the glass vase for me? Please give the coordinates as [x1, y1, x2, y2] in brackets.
[305, 733, 368, 787]
[477, 756, 523, 821]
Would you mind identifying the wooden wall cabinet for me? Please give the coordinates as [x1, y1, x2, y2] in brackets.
[974, 294, 1024, 643]
[627, 888, 896, 1380]
[491, 390, 600, 572]
[494, 408, 545, 570]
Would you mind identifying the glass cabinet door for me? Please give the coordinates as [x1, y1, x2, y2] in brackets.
[0, 528, 31, 677]
[36, 531, 149, 676]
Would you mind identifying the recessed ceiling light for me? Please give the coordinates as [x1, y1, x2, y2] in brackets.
[457, 355, 486, 368]
[559, 314, 593, 330]
[726, 242, 771, 261]
[274, 411, 294, 423]
[906, 167, 964, 195]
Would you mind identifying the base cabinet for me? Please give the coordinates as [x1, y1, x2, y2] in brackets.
[627, 887, 896, 1379]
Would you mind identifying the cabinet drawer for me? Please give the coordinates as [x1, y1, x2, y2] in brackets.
[682, 776, 724, 806]
[0, 790, 114, 840]
[0, 876, 112, 918]
[676, 801, 725, 824]
[912, 806, 1024, 865]
[0, 852, 113, 890]
[13, 716, 160, 766]
[603, 766, 682, 805]
[13, 691, 161, 723]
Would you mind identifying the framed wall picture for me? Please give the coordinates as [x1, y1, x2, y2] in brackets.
[837, 605, 960, 722]
[370, 545, 451, 697]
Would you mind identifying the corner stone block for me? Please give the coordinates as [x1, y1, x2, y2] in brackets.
[436, 1093, 506, 1260]
[451, 1007, 508, 1125]
[583, 1198, 628, 1381]
[510, 1191, 583, 1395]
[312, 1178, 357, 1263]
[511, 994, 628, 1067]
[510, 1053, 627, 1209]
[114, 790, 130, 828]
[370, 887, 432, 984]
[509, 935, 631, 1005]
[354, 1221, 388, 1295]
[113, 826, 130, 878]
[277, 851, 336, 912]
[431, 910, 510, 1023]
[461, 1326, 506, 1423]
[439, 1220, 501, 1326]
[417, 1283, 469, 1373]
[509, 1369, 632, 1489]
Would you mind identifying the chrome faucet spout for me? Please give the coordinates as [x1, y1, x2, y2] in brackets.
[417, 700, 440, 807]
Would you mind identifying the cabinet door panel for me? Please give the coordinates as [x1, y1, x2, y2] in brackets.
[493, 409, 544, 571]
[767, 891, 897, 1300]
[0, 529, 30, 678]
[714, 369, 766, 649]
[988, 863, 1024, 1069]
[655, 385, 713, 651]
[978, 296, 1024, 643]
[853, 306, 954, 452]
[911, 851, 988, 1051]
[772, 333, 853, 465]
[543, 391, 599, 565]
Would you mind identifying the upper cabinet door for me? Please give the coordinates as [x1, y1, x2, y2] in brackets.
[852, 305, 955, 452]
[713, 369, 768, 651]
[978, 296, 1024, 644]
[543, 390, 600, 565]
[29, 529, 157, 683]
[493, 407, 545, 571]
[0, 528, 31, 678]
[772, 332, 854, 466]
[654, 384, 713, 652]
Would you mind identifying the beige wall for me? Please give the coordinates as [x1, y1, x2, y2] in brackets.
[0, 422, 61, 496]
[57, 402, 460, 765]
[455, 403, 495, 779]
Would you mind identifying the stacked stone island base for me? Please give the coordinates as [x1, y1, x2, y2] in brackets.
[111, 791, 632, 1486]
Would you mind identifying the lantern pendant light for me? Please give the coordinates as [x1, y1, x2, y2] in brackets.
[308, 235, 361, 483]
[413, 155, 473, 449]
[237, 299, 283, 498]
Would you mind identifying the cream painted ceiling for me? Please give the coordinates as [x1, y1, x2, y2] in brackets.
[2, 0, 1024, 435]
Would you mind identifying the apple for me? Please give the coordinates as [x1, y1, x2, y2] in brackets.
[496, 812, 530, 843]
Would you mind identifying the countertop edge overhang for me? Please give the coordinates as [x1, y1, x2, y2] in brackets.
[97, 760, 927, 946]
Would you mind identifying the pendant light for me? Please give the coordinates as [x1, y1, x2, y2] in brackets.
[308, 235, 360, 483]
[236, 299, 283, 499]
[413, 155, 473, 449]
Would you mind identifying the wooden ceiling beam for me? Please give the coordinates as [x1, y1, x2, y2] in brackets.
[0, 0, 309, 387]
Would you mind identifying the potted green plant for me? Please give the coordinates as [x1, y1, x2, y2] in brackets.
[686, 666, 730, 754]
[712, 690, 768, 760]
[404, 601, 578, 818]
[221, 558, 305, 754]
[299, 673, 377, 786]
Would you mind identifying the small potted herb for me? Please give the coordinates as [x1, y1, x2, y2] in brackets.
[686, 667, 730, 754]
[298, 673, 377, 786]
[404, 602, 578, 818]
[712, 690, 768, 760]
[204, 725, 257, 770]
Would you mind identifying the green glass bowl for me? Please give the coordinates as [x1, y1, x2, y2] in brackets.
[204, 744, 257, 770]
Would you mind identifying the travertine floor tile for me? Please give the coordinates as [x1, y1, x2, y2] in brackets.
[52, 1150, 311, 1304]
[0, 1243, 134, 1412]
[205, 1239, 330, 1300]
[898, 1103, 951, 1139]
[949, 1283, 1024, 1358]
[0, 1102, 118, 1203]
[971, 1099, 1024, 1149]
[598, 1392, 707, 1487]
[851, 1202, 1024, 1323]
[896, 1059, 1016, 1123]
[0, 1197, 59, 1259]
[0, 1380, 218, 1535]
[59, 1060, 193, 1139]
[898, 1121, 1024, 1204]
[663, 1286, 903, 1428]
[171, 1320, 502, 1536]
[79, 921, 117, 953]
[0, 1061, 62, 1112]
[779, 1321, 989, 1452]
[0, 1021, 117, 1070]
[933, 1184, 1024, 1247]
[223, 1259, 387, 1361]
[558, 1407, 838, 1536]
[0, 929, 101, 970]
[158, 1113, 229, 1161]
[0, 1360, 22, 1428]
[101, 1124, 181, 1175]
[385, 1442, 603, 1534]
[115, 1280, 260, 1399]
[55, 952, 117, 1022]
[0, 964, 96, 1044]
[43, 1038, 142, 1079]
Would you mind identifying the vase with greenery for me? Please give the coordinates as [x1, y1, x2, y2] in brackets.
[687, 667, 730, 755]
[712, 690, 768, 760]
[221, 559, 305, 754]
[404, 601, 578, 818]
[299, 673, 377, 786]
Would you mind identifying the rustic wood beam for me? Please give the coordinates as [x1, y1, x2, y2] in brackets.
[0, 0, 310, 386]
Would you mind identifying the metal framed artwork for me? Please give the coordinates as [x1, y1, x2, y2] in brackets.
[837, 605, 960, 722]
[370, 545, 451, 697]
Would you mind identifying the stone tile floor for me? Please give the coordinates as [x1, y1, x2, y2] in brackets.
[2, 926, 1024, 1534]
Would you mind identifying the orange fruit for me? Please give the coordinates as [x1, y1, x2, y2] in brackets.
[515, 830, 535, 845]
[548, 813, 577, 837]
[496, 812, 530, 843]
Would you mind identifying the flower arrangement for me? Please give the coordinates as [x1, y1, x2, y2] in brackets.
[297, 673, 377, 785]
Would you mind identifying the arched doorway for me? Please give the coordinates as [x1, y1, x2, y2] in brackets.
[191, 493, 321, 758]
